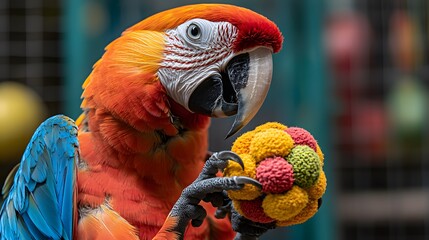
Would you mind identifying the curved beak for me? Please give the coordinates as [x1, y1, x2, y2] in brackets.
[188, 48, 273, 138]
[226, 48, 273, 138]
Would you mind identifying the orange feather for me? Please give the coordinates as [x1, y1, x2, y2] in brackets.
[152, 215, 180, 240]
[77, 205, 139, 240]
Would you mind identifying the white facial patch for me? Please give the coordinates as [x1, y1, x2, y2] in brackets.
[157, 19, 238, 112]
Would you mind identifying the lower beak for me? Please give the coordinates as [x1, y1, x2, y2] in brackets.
[188, 47, 273, 138]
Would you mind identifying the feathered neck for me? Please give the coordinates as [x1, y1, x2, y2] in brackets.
[77, 28, 210, 153]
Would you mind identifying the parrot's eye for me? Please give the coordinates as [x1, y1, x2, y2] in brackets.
[176, 19, 216, 47]
[187, 24, 201, 40]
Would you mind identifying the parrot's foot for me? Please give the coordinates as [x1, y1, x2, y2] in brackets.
[157, 151, 261, 240]
[231, 208, 276, 240]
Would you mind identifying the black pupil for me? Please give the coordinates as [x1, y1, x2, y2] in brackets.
[190, 25, 199, 37]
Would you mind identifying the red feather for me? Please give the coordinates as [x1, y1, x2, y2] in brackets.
[126, 4, 283, 53]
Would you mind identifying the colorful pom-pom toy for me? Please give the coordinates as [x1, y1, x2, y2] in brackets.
[224, 122, 327, 227]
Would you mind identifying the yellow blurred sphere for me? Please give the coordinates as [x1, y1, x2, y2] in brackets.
[0, 82, 47, 161]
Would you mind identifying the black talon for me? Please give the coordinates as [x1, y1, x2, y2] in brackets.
[216, 151, 244, 169]
[233, 176, 262, 189]
[197, 151, 244, 182]
[317, 198, 323, 209]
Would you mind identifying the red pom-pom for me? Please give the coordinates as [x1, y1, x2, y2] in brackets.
[240, 197, 275, 223]
[285, 127, 317, 151]
[256, 157, 294, 194]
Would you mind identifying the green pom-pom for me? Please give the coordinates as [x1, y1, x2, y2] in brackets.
[287, 145, 320, 188]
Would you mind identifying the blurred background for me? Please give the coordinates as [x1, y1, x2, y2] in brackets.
[1, 0, 429, 239]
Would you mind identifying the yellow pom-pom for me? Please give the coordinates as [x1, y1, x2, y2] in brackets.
[224, 154, 255, 177]
[308, 171, 327, 200]
[225, 154, 262, 200]
[316, 145, 324, 167]
[254, 122, 288, 133]
[277, 199, 319, 226]
[249, 129, 294, 162]
[231, 131, 256, 155]
[262, 186, 308, 221]
[228, 183, 262, 200]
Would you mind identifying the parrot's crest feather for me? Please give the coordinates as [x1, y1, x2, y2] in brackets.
[126, 4, 282, 53]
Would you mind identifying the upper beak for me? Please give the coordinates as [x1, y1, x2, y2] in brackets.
[188, 47, 273, 138]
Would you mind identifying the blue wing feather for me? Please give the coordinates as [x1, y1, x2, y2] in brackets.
[0, 115, 78, 240]
[20, 213, 40, 239]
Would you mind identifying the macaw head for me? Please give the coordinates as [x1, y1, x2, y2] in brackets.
[84, 4, 283, 137]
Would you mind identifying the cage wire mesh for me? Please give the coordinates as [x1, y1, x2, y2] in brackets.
[332, 0, 429, 239]
[0, 0, 62, 113]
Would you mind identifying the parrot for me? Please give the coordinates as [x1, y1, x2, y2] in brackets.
[0, 3, 283, 240]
